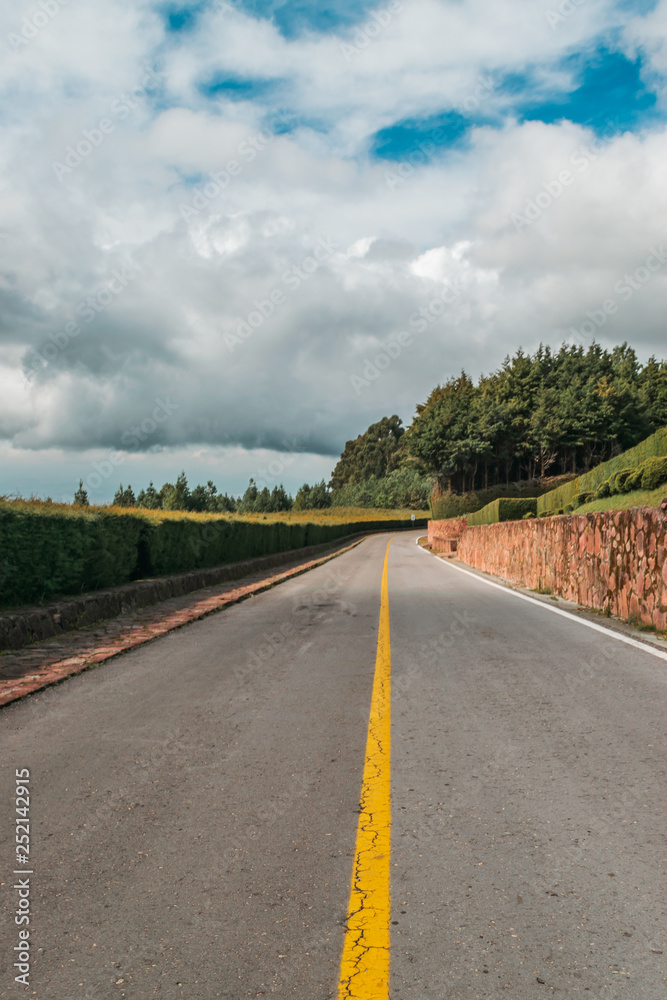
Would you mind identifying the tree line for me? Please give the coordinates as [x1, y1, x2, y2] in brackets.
[405, 343, 667, 491]
[72, 341, 667, 511]
[74, 473, 334, 513]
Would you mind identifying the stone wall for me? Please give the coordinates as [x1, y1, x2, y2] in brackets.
[429, 507, 667, 631]
[427, 517, 468, 556]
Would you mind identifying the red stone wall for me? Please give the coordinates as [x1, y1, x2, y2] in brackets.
[430, 508, 667, 631]
[428, 517, 468, 555]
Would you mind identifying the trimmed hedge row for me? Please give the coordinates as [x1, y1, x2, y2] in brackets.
[535, 455, 667, 516]
[0, 507, 426, 609]
[467, 497, 538, 526]
[430, 479, 571, 520]
[0, 507, 143, 609]
[537, 427, 667, 514]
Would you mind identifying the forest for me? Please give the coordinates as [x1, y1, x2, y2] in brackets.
[403, 343, 667, 492]
[78, 342, 667, 510]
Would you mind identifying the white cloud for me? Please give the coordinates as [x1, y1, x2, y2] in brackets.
[0, 0, 665, 498]
[623, 0, 667, 100]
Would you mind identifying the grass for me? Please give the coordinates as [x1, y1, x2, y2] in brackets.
[0, 497, 428, 525]
[573, 484, 667, 515]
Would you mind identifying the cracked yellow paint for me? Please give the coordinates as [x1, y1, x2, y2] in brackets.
[337, 539, 392, 999]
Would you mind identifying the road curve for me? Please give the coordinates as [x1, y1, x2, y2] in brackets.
[0, 531, 665, 998]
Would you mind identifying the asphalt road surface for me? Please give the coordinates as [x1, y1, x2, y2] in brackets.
[1, 531, 665, 999]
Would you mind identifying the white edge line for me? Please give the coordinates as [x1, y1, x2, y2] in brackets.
[415, 536, 667, 664]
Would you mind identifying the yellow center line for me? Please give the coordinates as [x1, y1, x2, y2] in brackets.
[337, 539, 392, 1000]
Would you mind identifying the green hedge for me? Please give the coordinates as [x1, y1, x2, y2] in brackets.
[430, 478, 568, 520]
[537, 427, 667, 514]
[467, 497, 538, 526]
[0, 507, 426, 609]
[0, 507, 143, 608]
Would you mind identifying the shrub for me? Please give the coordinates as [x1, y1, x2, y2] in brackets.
[334, 469, 434, 511]
[0, 506, 143, 607]
[572, 491, 594, 508]
[640, 456, 667, 491]
[431, 490, 480, 519]
[611, 468, 634, 493]
[0, 503, 427, 609]
[624, 469, 642, 491]
[467, 497, 537, 526]
[594, 480, 611, 499]
[537, 426, 667, 513]
[498, 498, 538, 520]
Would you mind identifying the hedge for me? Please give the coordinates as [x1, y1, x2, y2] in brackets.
[0, 507, 143, 608]
[467, 497, 538, 526]
[0, 507, 426, 609]
[641, 456, 667, 491]
[537, 427, 667, 514]
[430, 476, 570, 520]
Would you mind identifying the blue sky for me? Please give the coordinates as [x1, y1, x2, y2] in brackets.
[160, 2, 667, 164]
[2, 0, 667, 501]
[162, 0, 385, 37]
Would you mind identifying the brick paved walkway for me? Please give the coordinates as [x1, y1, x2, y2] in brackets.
[0, 539, 362, 709]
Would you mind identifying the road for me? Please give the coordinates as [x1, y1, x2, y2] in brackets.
[1, 531, 665, 998]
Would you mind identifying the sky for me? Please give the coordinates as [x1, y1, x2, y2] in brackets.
[1, 0, 667, 502]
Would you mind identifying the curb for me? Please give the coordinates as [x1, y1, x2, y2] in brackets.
[0, 529, 416, 652]
[0, 536, 372, 710]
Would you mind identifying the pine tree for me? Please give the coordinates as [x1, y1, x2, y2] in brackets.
[162, 472, 190, 511]
[238, 479, 259, 513]
[73, 480, 89, 506]
[122, 485, 136, 507]
[138, 482, 161, 509]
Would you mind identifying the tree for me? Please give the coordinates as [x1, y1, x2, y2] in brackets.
[293, 481, 331, 510]
[309, 480, 332, 508]
[137, 481, 161, 509]
[270, 484, 292, 512]
[214, 492, 237, 513]
[640, 356, 667, 429]
[113, 483, 136, 507]
[255, 487, 272, 512]
[330, 415, 406, 489]
[162, 472, 190, 511]
[293, 483, 312, 511]
[237, 479, 259, 513]
[189, 483, 209, 512]
[73, 480, 89, 506]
